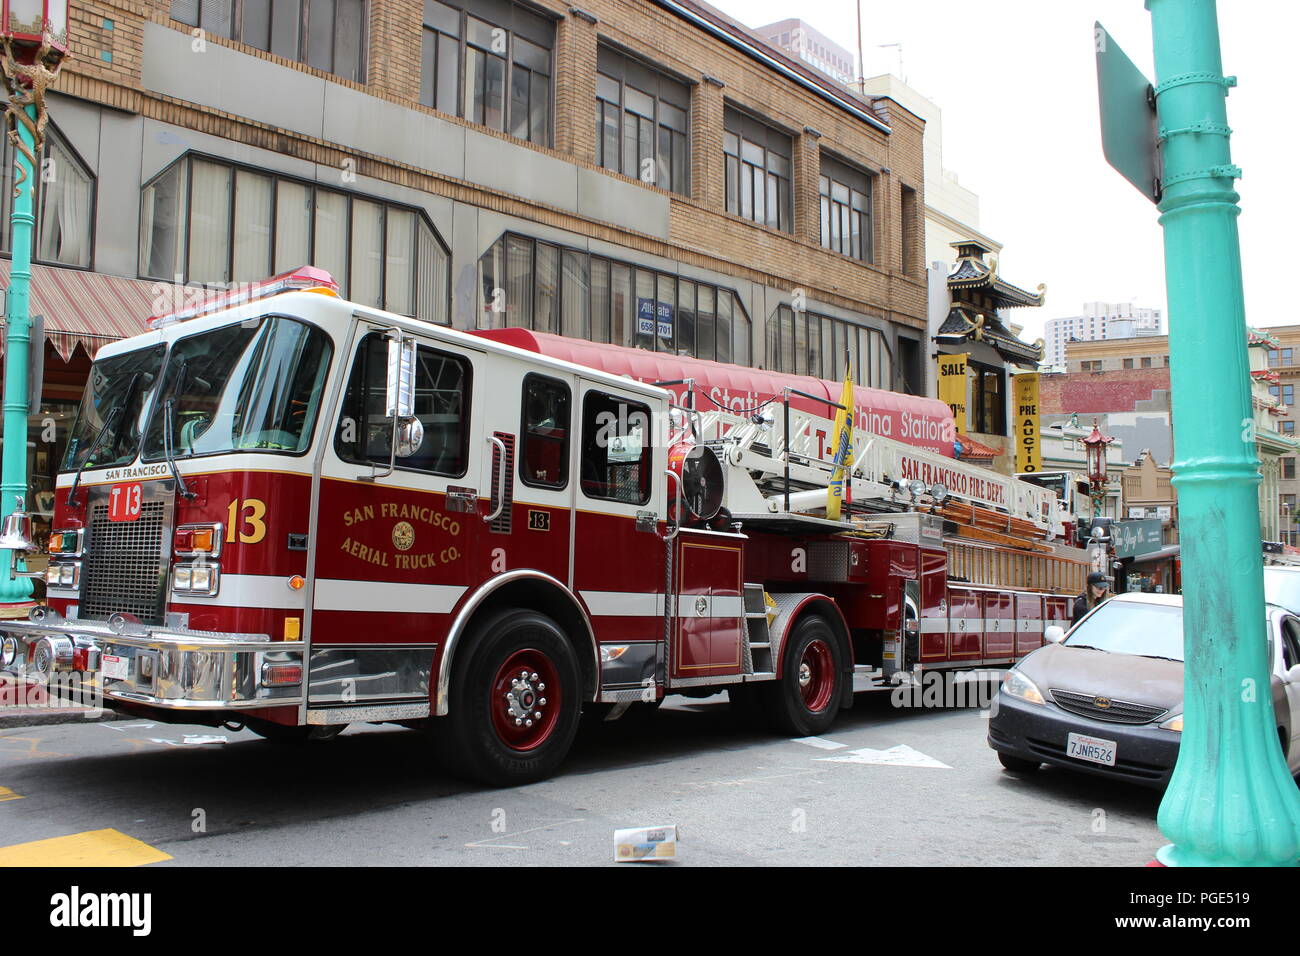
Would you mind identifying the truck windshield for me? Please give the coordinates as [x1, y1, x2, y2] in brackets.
[60, 344, 168, 471]
[142, 316, 333, 461]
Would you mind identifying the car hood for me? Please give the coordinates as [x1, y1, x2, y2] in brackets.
[1018, 643, 1183, 714]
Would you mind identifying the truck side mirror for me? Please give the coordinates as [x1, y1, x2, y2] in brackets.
[386, 335, 417, 419]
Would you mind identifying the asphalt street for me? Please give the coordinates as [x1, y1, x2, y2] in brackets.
[0, 683, 1164, 866]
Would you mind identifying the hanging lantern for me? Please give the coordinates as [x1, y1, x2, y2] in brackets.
[1082, 419, 1114, 497]
[0, 0, 68, 69]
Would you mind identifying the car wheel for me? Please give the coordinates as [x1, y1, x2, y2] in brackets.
[997, 751, 1041, 773]
[762, 615, 843, 736]
[436, 609, 581, 787]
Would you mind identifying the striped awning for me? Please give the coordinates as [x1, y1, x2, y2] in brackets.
[0, 261, 173, 361]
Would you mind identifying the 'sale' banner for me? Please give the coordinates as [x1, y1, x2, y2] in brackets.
[937, 353, 968, 436]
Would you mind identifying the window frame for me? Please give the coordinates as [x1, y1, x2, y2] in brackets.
[333, 330, 474, 479]
[418, 0, 554, 147]
[818, 151, 873, 263]
[139, 152, 451, 323]
[765, 303, 893, 390]
[723, 105, 793, 233]
[595, 43, 690, 195]
[169, 0, 368, 82]
[0, 120, 97, 270]
[478, 231, 751, 365]
[518, 372, 571, 490]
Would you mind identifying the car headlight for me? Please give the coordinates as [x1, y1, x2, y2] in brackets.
[1160, 713, 1183, 732]
[1001, 669, 1046, 705]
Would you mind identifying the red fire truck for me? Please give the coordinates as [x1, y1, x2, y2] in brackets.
[0, 268, 1087, 785]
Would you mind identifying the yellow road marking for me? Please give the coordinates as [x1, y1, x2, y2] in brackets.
[0, 829, 171, 867]
[0, 786, 21, 801]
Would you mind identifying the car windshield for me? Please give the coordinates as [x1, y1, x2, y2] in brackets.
[1065, 600, 1185, 661]
[1264, 569, 1300, 616]
[142, 316, 333, 460]
[60, 344, 168, 471]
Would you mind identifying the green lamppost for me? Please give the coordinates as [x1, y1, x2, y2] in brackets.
[0, 0, 68, 610]
[1145, 0, 1300, 865]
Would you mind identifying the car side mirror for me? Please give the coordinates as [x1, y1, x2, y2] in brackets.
[1044, 625, 1066, 644]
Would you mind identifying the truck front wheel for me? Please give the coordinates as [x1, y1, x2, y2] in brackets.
[437, 609, 581, 787]
[764, 615, 843, 736]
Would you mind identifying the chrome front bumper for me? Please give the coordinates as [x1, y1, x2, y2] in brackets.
[0, 609, 303, 710]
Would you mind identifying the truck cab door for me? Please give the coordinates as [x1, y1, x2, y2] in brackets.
[309, 324, 482, 712]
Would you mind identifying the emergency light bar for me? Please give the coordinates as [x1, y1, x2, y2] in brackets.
[148, 266, 340, 328]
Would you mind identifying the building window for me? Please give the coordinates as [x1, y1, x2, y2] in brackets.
[595, 45, 689, 195]
[818, 153, 872, 262]
[1271, 384, 1296, 406]
[140, 154, 450, 323]
[419, 0, 553, 146]
[477, 233, 750, 365]
[1271, 348, 1294, 368]
[766, 304, 892, 390]
[1164, 355, 1170, 367]
[970, 361, 1005, 436]
[335, 331, 471, 476]
[0, 122, 94, 268]
[1283, 420, 1295, 435]
[900, 184, 917, 275]
[169, 0, 367, 82]
[1141, 356, 1152, 368]
[1123, 358, 1134, 369]
[1286, 458, 1297, 480]
[724, 106, 792, 232]
[1283, 494, 1297, 513]
[1080, 360, 1102, 372]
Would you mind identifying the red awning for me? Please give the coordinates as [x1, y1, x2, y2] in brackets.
[0, 261, 172, 360]
[473, 328, 957, 457]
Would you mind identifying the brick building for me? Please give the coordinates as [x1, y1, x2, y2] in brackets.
[0, 0, 933, 540]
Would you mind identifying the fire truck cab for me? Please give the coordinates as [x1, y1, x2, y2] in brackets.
[0, 269, 1086, 786]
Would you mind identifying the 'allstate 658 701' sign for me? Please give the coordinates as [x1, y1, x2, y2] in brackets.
[637, 298, 674, 339]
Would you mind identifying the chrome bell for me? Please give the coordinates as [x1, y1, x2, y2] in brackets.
[0, 496, 33, 552]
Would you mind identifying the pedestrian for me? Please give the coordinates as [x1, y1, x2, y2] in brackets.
[1072, 571, 1110, 625]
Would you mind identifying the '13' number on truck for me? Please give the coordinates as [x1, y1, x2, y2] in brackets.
[226, 499, 268, 544]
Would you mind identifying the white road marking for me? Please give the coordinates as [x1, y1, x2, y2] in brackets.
[816, 744, 952, 769]
[790, 736, 847, 750]
[99, 722, 156, 733]
[465, 817, 586, 850]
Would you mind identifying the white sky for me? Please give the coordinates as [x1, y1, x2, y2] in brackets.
[711, 0, 1295, 340]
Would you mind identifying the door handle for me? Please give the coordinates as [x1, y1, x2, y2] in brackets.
[484, 436, 507, 523]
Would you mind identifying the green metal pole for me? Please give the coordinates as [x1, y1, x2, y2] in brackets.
[0, 103, 38, 606]
[1148, 0, 1300, 866]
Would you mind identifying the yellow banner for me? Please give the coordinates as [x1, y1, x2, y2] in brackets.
[1014, 372, 1041, 474]
[826, 360, 855, 522]
[937, 353, 968, 435]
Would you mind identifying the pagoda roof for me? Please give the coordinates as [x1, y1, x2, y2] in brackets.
[936, 306, 1043, 367]
[946, 241, 1046, 310]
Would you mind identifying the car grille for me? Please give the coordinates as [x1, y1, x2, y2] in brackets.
[1024, 736, 1169, 782]
[81, 500, 169, 625]
[1049, 689, 1168, 725]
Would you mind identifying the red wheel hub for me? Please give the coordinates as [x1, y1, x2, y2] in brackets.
[798, 639, 835, 713]
[490, 649, 562, 751]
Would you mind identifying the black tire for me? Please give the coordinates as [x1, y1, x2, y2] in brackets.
[436, 609, 581, 787]
[245, 719, 346, 743]
[762, 615, 844, 736]
[997, 751, 1041, 773]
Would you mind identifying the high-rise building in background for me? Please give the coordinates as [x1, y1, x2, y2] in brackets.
[1043, 302, 1164, 368]
[754, 18, 856, 87]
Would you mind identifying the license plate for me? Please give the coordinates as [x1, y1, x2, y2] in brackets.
[1067, 732, 1116, 766]
[102, 654, 129, 680]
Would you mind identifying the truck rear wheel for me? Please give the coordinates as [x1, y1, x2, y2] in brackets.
[764, 615, 843, 736]
[437, 609, 581, 787]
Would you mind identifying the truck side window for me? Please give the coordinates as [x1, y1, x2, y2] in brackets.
[335, 332, 471, 477]
[579, 391, 651, 505]
[520, 374, 570, 489]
